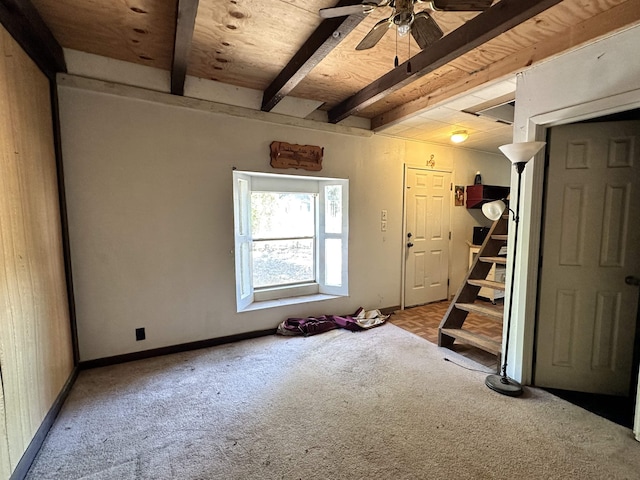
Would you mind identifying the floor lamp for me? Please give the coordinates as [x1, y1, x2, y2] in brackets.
[482, 141, 546, 397]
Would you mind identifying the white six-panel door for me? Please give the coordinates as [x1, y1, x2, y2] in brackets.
[404, 168, 451, 308]
[535, 121, 640, 395]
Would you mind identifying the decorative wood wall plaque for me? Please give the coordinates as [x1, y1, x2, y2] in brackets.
[270, 141, 323, 171]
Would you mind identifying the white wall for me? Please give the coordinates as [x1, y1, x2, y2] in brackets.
[508, 24, 640, 387]
[58, 84, 507, 361]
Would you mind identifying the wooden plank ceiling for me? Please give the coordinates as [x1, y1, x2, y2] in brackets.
[26, 0, 640, 131]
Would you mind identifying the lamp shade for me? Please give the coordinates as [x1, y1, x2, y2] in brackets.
[482, 200, 506, 221]
[498, 141, 546, 165]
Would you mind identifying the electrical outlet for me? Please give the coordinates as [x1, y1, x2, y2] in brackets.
[135, 327, 146, 341]
[381, 221, 387, 232]
[381, 209, 388, 221]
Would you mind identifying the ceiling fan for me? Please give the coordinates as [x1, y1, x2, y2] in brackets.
[319, 0, 494, 51]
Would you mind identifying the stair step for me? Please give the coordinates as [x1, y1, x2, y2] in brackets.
[455, 302, 504, 321]
[468, 279, 506, 291]
[479, 256, 507, 265]
[439, 213, 509, 350]
[440, 328, 502, 355]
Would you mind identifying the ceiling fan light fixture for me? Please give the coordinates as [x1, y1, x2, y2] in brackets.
[397, 23, 411, 36]
[394, 10, 413, 37]
[450, 130, 469, 143]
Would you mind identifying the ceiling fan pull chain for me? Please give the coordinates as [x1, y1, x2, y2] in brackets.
[407, 34, 412, 74]
[395, 28, 399, 68]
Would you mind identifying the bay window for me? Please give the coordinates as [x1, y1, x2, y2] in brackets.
[232, 171, 349, 311]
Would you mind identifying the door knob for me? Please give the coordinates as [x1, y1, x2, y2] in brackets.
[407, 242, 414, 248]
[407, 232, 413, 238]
[625, 275, 640, 286]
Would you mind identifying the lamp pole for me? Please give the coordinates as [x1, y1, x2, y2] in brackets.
[485, 142, 546, 397]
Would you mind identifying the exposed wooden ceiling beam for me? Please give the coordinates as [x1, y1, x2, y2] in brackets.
[261, 0, 366, 112]
[328, 0, 563, 124]
[0, 0, 66, 80]
[171, 0, 199, 96]
[372, 0, 640, 129]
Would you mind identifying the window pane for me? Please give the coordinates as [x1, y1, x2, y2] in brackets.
[325, 238, 342, 286]
[251, 192, 314, 239]
[253, 239, 314, 288]
[324, 185, 342, 234]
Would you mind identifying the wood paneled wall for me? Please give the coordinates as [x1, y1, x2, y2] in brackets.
[0, 25, 74, 477]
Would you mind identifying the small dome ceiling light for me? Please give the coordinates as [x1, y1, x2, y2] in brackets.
[450, 130, 469, 143]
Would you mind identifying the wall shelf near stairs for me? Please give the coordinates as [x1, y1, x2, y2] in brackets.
[439, 214, 509, 366]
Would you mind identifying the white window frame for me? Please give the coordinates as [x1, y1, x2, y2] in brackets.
[232, 171, 349, 312]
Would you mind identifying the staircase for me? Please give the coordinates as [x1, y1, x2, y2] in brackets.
[438, 214, 508, 364]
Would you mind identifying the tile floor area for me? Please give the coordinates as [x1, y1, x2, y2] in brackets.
[390, 299, 502, 372]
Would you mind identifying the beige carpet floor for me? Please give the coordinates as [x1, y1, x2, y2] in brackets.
[27, 323, 640, 479]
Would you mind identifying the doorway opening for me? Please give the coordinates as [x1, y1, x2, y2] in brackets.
[533, 109, 640, 429]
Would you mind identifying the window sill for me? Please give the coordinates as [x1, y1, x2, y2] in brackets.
[239, 293, 342, 313]
[254, 282, 318, 302]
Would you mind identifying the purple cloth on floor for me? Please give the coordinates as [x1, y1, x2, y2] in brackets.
[278, 309, 365, 336]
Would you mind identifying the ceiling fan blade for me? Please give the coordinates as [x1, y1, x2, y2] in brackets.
[430, 0, 493, 11]
[355, 17, 392, 50]
[411, 12, 443, 50]
[319, 2, 380, 19]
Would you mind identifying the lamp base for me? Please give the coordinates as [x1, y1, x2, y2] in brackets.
[485, 374, 523, 397]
